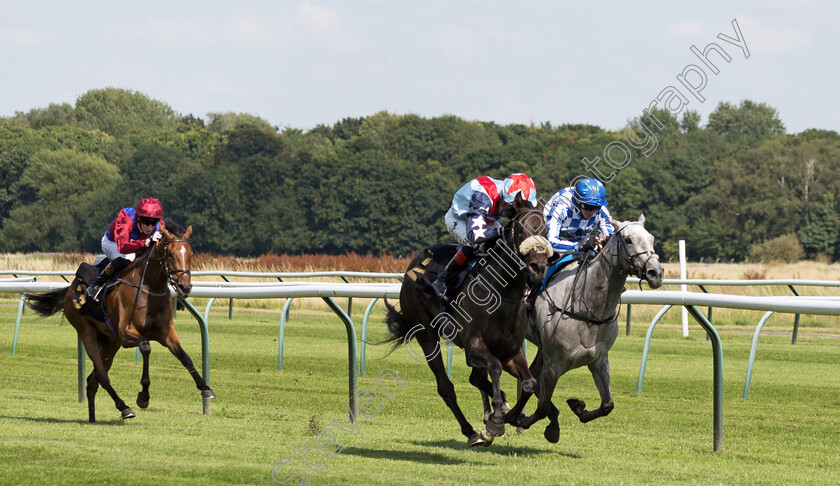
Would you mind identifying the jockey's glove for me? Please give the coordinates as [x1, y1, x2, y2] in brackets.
[580, 236, 601, 253]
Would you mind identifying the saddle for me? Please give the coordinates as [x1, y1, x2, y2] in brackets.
[70, 260, 118, 333]
[405, 244, 477, 306]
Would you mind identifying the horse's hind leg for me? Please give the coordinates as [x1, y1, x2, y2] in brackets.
[414, 335, 484, 447]
[568, 356, 614, 423]
[79, 330, 133, 422]
[159, 328, 215, 400]
[136, 339, 152, 408]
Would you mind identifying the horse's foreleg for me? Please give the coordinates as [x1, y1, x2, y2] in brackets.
[161, 329, 215, 400]
[136, 340, 152, 408]
[117, 325, 154, 409]
[467, 368, 509, 426]
[518, 361, 561, 433]
[469, 369, 493, 424]
[505, 349, 544, 425]
[569, 356, 614, 423]
[503, 350, 536, 395]
[465, 344, 506, 437]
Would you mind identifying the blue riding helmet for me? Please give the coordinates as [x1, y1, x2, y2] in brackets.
[572, 177, 608, 207]
[502, 173, 538, 207]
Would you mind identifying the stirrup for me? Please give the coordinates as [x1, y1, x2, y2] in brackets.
[86, 284, 102, 301]
[432, 278, 448, 300]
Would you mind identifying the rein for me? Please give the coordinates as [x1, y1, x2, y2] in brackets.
[546, 251, 617, 326]
[545, 223, 655, 325]
[114, 238, 192, 307]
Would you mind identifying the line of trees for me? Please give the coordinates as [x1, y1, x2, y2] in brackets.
[1, 88, 839, 262]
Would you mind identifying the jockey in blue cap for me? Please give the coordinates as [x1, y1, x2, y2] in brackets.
[544, 177, 614, 255]
[432, 173, 538, 300]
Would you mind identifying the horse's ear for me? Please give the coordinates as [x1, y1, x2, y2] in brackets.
[610, 218, 621, 229]
[160, 227, 174, 240]
[638, 213, 645, 225]
[512, 192, 527, 212]
[184, 225, 193, 239]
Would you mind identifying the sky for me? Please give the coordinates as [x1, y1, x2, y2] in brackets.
[1, 0, 837, 134]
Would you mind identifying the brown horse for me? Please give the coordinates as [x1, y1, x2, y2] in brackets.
[384, 196, 552, 447]
[26, 223, 214, 422]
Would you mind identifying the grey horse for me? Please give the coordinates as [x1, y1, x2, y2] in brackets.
[505, 215, 664, 442]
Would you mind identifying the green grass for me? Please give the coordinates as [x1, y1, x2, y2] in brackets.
[1, 301, 839, 485]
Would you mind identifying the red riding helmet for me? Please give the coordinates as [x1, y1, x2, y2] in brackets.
[136, 197, 163, 219]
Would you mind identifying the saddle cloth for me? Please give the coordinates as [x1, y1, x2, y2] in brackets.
[404, 244, 476, 306]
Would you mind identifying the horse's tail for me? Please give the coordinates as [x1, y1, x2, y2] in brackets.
[380, 298, 412, 355]
[26, 287, 69, 318]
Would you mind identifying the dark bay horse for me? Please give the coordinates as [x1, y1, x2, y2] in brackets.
[26, 223, 214, 422]
[385, 196, 553, 447]
[506, 215, 663, 442]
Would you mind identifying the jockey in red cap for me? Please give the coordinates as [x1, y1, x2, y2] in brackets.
[86, 197, 166, 301]
[432, 173, 537, 300]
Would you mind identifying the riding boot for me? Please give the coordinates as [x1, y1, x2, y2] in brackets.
[86, 264, 116, 301]
[86, 257, 130, 302]
[432, 246, 472, 300]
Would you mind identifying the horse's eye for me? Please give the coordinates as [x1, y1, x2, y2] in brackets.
[624, 238, 632, 244]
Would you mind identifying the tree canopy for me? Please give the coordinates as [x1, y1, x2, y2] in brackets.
[2, 88, 837, 262]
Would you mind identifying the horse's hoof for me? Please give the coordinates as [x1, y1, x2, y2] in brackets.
[485, 420, 505, 437]
[121, 408, 136, 420]
[468, 434, 487, 448]
[516, 427, 527, 434]
[202, 389, 216, 400]
[567, 398, 585, 414]
[544, 425, 560, 443]
[478, 429, 495, 445]
[136, 394, 149, 409]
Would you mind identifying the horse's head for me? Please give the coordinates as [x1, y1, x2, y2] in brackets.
[607, 214, 663, 288]
[156, 225, 194, 298]
[507, 194, 553, 286]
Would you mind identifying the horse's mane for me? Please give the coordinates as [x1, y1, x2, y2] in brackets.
[163, 218, 187, 237]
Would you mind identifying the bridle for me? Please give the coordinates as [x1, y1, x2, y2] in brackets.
[153, 238, 192, 290]
[605, 223, 658, 281]
[501, 208, 552, 258]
